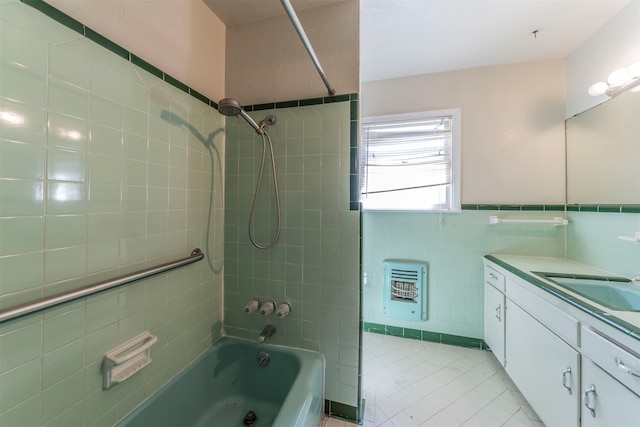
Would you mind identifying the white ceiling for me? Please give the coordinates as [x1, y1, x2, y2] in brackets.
[205, 0, 630, 82]
[203, 0, 349, 26]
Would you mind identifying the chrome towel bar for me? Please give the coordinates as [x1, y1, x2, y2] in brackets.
[488, 215, 568, 226]
[0, 248, 204, 323]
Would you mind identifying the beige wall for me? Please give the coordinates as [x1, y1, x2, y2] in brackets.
[46, 0, 226, 102]
[362, 59, 567, 205]
[225, 0, 359, 105]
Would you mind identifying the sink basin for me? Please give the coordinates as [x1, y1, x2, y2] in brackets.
[535, 273, 640, 312]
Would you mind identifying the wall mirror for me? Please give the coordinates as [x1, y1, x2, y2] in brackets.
[566, 89, 640, 205]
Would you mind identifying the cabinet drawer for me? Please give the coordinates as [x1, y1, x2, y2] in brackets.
[582, 327, 640, 396]
[507, 277, 579, 346]
[485, 266, 505, 292]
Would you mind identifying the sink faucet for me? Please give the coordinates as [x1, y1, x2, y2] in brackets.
[632, 274, 640, 284]
[258, 324, 276, 343]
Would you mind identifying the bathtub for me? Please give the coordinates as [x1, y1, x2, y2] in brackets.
[116, 336, 324, 427]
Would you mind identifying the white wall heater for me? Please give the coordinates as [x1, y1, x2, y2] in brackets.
[382, 259, 428, 321]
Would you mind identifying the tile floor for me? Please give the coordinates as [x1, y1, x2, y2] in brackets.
[322, 416, 358, 427]
[357, 332, 545, 427]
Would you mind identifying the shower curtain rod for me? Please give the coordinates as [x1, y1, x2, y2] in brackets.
[280, 0, 336, 96]
[0, 249, 204, 323]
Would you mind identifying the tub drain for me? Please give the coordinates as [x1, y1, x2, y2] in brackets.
[243, 410, 257, 426]
[257, 351, 270, 367]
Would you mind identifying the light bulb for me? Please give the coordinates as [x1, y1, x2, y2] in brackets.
[628, 60, 640, 79]
[588, 81, 609, 96]
[608, 68, 630, 87]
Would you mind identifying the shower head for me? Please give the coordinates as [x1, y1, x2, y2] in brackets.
[218, 98, 243, 117]
[218, 98, 265, 135]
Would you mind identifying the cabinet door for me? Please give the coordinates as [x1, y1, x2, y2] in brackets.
[582, 359, 640, 427]
[484, 282, 505, 365]
[506, 302, 580, 427]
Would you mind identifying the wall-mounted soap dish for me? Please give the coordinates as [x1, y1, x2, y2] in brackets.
[103, 331, 157, 389]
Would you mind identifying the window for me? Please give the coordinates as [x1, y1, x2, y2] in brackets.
[360, 109, 461, 212]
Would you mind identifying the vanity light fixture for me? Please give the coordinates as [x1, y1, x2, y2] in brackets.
[588, 60, 640, 97]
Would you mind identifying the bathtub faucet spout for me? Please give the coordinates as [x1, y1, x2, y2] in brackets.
[258, 324, 276, 343]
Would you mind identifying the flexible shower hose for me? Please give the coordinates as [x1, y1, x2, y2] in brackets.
[248, 131, 281, 249]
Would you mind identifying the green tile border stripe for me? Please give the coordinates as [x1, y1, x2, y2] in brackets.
[23, 1, 363, 212]
[19, 1, 640, 218]
[241, 93, 359, 111]
[242, 95, 361, 212]
[363, 322, 488, 350]
[85, 28, 128, 60]
[567, 204, 640, 213]
[21, 0, 218, 108]
[22, 0, 362, 113]
[21, 0, 84, 33]
[350, 96, 360, 211]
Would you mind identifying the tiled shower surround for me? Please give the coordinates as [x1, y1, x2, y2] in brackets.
[223, 100, 361, 407]
[0, 2, 224, 425]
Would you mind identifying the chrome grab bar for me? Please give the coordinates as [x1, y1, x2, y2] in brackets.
[0, 248, 204, 323]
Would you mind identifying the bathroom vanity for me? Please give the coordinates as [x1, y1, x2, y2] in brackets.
[484, 255, 640, 427]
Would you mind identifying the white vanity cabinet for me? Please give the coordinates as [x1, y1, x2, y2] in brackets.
[483, 266, 505, 366]
[506, 301, 580, 427]
[580, 327, 640, 427]
[484, 262, 580, 426]
[483, 257, 640, 427]
[581, 359, 640, 427]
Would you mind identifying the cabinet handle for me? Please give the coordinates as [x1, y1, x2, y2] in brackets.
[495, 304, 501, 321]
[489, 273, 498, 280]
[561, 367, 572, 395]
[583, 384, 596, 417]
[615, 358, 640, 378]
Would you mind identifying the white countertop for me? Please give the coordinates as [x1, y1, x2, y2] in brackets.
[485, 254, 640, 338]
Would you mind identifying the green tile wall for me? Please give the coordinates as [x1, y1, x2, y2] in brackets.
[223, 101, 361, 406]
[0, 2, 224, 425]
[362, 322, 488, 349]
[362, 209, 567, 339]
[567, 211, 640, 278]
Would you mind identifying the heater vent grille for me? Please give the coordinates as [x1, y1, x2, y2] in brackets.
[390, 268, 419, 282]
[391, 277, 418, 302]
[383, 260, 428, 321]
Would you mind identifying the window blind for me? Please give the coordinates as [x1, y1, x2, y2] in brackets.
[360, 116, 453, 207]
